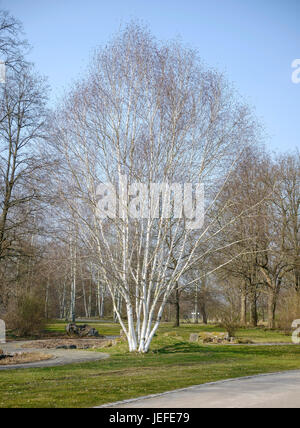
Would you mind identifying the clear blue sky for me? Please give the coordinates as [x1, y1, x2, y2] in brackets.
[2, 0, 299, 153]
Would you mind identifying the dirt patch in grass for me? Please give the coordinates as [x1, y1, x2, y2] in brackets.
[21, 338, 113, 350]
[0, 352, 53, 365]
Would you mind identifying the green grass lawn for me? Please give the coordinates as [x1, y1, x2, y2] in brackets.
[44, 321, 292, 343]
[0, 323, 298, 408]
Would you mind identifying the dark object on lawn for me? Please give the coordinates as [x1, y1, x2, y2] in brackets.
[66, 323, 100, 337]
[87, 328, 99, 337]
[66, 323, 78, 335]
[0, 354, 13, 360]
[56, 345, 77, 350]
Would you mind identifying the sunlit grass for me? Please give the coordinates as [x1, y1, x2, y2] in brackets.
[0, 323, 297, 408]
[44, 321, 292, 343]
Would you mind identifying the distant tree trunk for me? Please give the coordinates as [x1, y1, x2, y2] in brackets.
[88, 281, 92, 318]
[267, 289, 277, 329]
[164, 303, 171, 322]
[82, 281, 88, 318]
[249, 285, 258, 327]
[113, 291, 122, 323]
[80, 262, 88, 318]
[200, 279, 208, 324]
[240, 285, 247, 326]
[60, 280, 67, 319]
[96, 273, 104, 318]
[259, 268, 281, 330]
[194, 284, 199, 324]
[173, 284, 180, 327]
[70, 279, 76, 322]
[69, 237, 76, 323]
[200, 302, 208, 324]
[295, 269, 300, 293]
[45, 277, 50, 319]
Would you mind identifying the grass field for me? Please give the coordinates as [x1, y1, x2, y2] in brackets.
[44, 320, 292, 343]
[0, 322, 298, 408]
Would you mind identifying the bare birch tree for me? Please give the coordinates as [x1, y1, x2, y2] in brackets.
[49, 23, 259, 352]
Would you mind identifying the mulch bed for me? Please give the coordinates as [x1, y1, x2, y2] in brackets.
[0, 352, 53, 365]
[21, 338, 113, 350]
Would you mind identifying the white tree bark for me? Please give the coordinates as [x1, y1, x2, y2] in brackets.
[69, 235, 77, 323]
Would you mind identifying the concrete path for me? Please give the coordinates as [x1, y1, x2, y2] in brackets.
[99, 370, 300, 408]
[0, 341, 109, 370]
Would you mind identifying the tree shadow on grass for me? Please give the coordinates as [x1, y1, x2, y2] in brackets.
[153, 341, 213, 355]
[152, 341, 299, 360]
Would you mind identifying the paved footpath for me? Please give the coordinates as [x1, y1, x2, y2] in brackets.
[0, 341, 109, 370]
[99, 370, 300, 408]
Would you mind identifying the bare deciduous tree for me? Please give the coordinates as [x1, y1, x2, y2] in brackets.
[48, 23, 260, 352]
[0, 65, 48, 262]
[0, 9, 29, 71]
